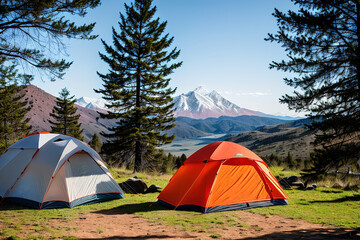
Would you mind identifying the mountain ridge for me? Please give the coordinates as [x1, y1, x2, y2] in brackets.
[168, 115, 289, 139]
[76, 86, 302, 120]
[22, 85, 300, 143]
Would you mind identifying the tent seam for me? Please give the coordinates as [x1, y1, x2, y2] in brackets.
[254, 164, 274, 200]
[174, 162, 208, 212]
[203, 160, 226, 214]
[40, 150, 82, 209]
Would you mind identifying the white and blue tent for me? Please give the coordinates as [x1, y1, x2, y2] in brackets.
[0, 132, 124, 209]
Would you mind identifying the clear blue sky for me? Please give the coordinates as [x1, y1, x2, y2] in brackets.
[33, 0, 301, 117]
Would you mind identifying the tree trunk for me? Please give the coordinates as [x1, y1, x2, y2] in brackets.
[356, 1, 360, 99]
[64, 99, 67, 135]
[134, 140, 142, 173]
[134, 19, 143, 173]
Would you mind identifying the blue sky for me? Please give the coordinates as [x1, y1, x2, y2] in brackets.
[33, 0, 301, 117]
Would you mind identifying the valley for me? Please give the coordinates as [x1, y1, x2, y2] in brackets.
[21, 85, 311, 159]
[162, 119, 315, 159]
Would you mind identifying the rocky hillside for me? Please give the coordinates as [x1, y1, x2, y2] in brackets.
[20, 85, 116, 142]
[225, 119, 316, 159]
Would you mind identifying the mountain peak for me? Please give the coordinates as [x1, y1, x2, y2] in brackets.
[76, 97, 107, 110]
[193, 86, 210, 94]
[173, 87, 263, 119]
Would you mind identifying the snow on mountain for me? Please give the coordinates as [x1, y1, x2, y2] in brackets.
[173, 86, 264, 119]
[76, 87, 301, 120]
[76, 97, 107, 110]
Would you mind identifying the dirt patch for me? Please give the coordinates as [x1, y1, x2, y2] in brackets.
[47, 210, 359, 240]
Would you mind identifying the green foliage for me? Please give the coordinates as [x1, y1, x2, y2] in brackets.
[0, 0, 100, 81]
[265, 153, 282, 166]
[210, 233, 222, 238]
[0, 58, 31, 152]
[88, 133, 102, 152]
[174, 153, 187, 169]
[285, 152, 296, 170]
[267, 0, 360, 179]
[96, 0, 182, 172]
[263, 152, 315, 172]
[49, 88, 83, 140]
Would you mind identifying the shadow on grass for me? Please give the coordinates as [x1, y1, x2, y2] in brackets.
[239, 228, 360, 240]
[320, 189, 344, 194]
[81, 235, 195, 239]
[94, 201, 168, 215]
[78, 228, 360, 240]
[310, 194, 360, 203]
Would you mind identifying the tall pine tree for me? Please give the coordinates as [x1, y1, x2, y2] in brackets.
[266, 0, 360, 178]
[96, 0, 182, 172]
[88, 133, 102, 152]
[49, 88, 83, 140]
[0, 58, 31, 152]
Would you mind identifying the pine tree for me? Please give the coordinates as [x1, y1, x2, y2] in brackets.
[0, 58, 31, 152]
[268, 153, 282, 166]
[96, 0, 182, 172]
[89, 133, 102, 152]
[0, 0, 100, 81]
[285, 152, 296, 170]
[160, 152, 174, 173]
[266, 0, 360, 178]
[49, 88, 83, 140]
[174, 153, 187, 169]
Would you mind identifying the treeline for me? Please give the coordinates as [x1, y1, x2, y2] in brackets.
[263, 152, 311, 170]
[263, 152, 360, 175]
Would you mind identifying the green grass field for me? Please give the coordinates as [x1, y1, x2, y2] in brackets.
[0, 167, 359, 239]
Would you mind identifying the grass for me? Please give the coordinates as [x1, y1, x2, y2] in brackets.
[249, 187, 360, 228]
[210, 233, 222, 238]
[0, 167, 359, 239]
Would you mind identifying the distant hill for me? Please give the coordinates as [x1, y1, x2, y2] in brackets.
[77, 86, 302, 121]
[22, 85, 306, 150]
[168, 115, 289, 139]
[225, 119, 316, 159]
[20, 85, 116, 142]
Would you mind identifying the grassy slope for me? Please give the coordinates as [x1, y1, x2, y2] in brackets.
[0, 167, 359, 239]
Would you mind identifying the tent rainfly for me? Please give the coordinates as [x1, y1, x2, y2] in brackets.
[157, 141, 288, 213]
[0, 132, 124, 209]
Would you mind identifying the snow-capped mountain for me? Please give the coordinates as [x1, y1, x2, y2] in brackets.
[76, 97, 107, 110]
[76, 87, 301, 120]
[173, 86, 263, 119]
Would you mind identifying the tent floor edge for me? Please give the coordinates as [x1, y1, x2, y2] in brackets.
[205, 199, 289, 213]
[68, 193, 125, 209]
[4, 197, 42, 209]
[4, 193, 125, 209]
[157, 199, 289, 214]
[157, 200, 206, 213]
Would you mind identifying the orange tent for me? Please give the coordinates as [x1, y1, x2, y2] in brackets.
[157, 141, 288, 213]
